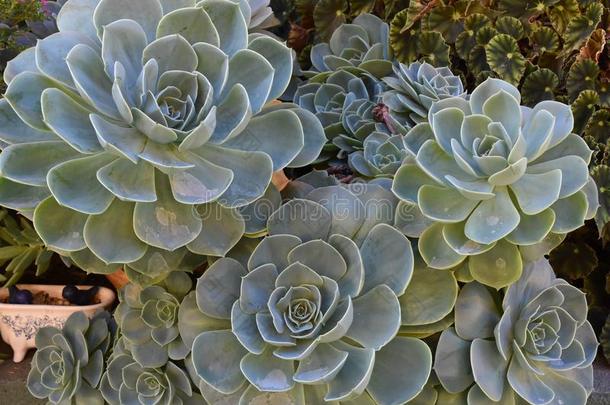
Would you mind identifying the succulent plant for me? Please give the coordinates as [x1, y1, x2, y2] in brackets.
[434, 259, 599, 404]
[308, 13, 393, 79]
[294, 69, 398, 160]
[382, 61, 466, 130]
[27, 311, 115, 404]
[392, 78, 598, 289]
[348, 131, 407, 178]
[182, 184, 436, 404]
[0, 0, 326, 281]
[114, 272, 192, 368]
[100, 336, 203, 405]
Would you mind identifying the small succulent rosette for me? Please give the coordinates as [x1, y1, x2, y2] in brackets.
[393, 78, 599, 289]
[434, 259, 598, 404]
[100, 336, 203, 405]
[308, 14, 392, 79]
[294, 69, 398, 160]
[180, 184, 438, 404]
[114, 272, 192, 368]
[27, 311, 115, 404]
[382, 61, 466, 131]
[348, 132, 408, 178]
[0, 0, 325, 282]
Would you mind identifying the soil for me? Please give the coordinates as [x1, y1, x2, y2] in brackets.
[1, 291, 100, 306]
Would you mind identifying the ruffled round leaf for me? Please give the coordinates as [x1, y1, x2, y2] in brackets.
[522, 69, 559, 106]
[549, 241, 598, 281]
[417, 31, 450, 66]
[313, 0, 347, 42]
[564, 3, 603, 51]
[567, 59, 599, 102]
[485, 34, 526, 85]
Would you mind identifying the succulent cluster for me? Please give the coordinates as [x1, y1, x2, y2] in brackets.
[435, 259, 598, 403]
[0, 0, 325, 283]
[8, 0, 607, 404]
[27, 311, 115, 404]
[393, 78, 598, 289]
[294, 69, 391, 160]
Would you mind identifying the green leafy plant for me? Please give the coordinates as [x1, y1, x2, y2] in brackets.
[0, 208, 53, 286]
[392, 78, 598, 289]
[0, 0, 325, 284]
[27, 311, 115, 404]
[178, 184, 461, 404]
[434, 259, 598, 403]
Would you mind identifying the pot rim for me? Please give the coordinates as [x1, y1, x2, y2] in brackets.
[0, 284, 115, 311]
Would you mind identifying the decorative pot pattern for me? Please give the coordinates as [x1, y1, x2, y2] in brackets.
[0, 284, 115, 362]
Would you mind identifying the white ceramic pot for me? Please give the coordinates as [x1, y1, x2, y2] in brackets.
[0, 284, 115, 362]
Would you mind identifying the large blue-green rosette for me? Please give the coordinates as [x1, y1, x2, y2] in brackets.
[434, 259, 598, 404]
[392, 78, 598, 289]
[0, 0, 325, 282]
[180, 184, 436, 404]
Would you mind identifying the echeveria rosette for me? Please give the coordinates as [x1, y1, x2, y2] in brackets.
[100, 336, 203, 405]
[294, 69, 397, 160]
[348, 132, 408, 178]
[27, 311, 115, 405]
[0, 0, 325, 280]
[114, 272, 192, 368]
[392, 78, 599, 289]
[182, 184, 433, 404]
[308, 13, 393, 79]
[382, 61, 467, 131]
[434, 259, 599, 404]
